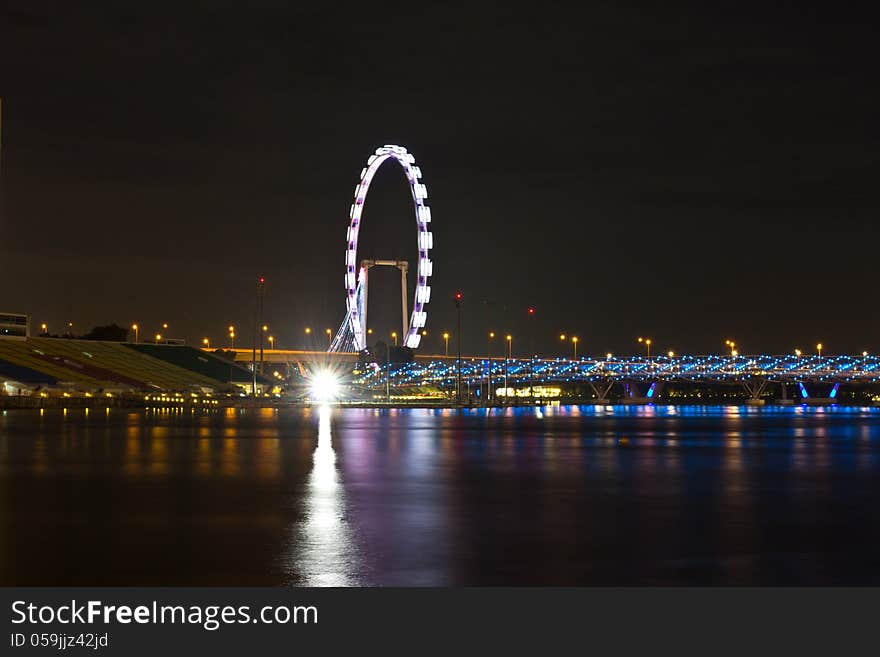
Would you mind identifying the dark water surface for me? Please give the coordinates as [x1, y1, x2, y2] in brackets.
[2, 404, 880, 585]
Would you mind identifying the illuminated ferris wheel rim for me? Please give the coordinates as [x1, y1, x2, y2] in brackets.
[345, 145, 433, 351]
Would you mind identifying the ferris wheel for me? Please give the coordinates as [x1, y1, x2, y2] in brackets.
[330, 145, 433, 352]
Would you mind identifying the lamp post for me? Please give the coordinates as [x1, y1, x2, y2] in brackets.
[325, 328, 332, 346]
[572, 336, 579, 360]
[155, 333, 162, 344]
[505, 334, 512, 397]
[391, 331, 398, 346]
[443, 332, 450, 357]
[203, 337, 210, 348]
[638, 336, 652, 359]
[725, 339, 736, 356]
[559, 333, 566, 358]
[817, 343, 823, 358]
[268, 335, 275, 350]
[527, 307, 535, 403]
[487, 331, 495, 403]
[131, 324, 138, 343]
[455, 293, 463, 403]
[228, 325, 235, 348]
[261, 324, 268, 373]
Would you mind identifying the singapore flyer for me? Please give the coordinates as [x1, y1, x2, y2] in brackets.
[339, 144, 433, 352]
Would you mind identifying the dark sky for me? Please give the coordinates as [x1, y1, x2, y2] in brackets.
[1, 2, 877, 356]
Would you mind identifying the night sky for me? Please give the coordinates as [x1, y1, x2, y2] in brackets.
[1, 2, 877, 357]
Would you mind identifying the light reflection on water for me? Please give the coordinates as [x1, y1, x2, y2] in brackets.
[289, 405, 361, 586]
[1, 404, 880, 585]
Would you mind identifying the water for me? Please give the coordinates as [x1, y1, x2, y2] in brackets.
[2, 404, 880, 585]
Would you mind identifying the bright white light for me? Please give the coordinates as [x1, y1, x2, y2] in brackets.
[309, 371, 340, 402]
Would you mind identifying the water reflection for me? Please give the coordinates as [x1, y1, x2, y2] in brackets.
[289, 405, 361, 586]
[3, 404, 880, 585]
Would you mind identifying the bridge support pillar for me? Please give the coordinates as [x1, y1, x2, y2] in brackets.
[588, 381, 615, 404]
[742, 378, 768, 405]
[777, 381, 794, 405]
[796, 382, 841, 405]
[620, 381, 660, 404]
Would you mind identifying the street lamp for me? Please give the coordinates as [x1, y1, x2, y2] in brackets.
[505, 334, 513, 393]
[155, 333, 162, 343]
[638, 337, 652, 359]
[203, 337, 210, 348]
[572, 336, 579, 359]
[795, 348, 802, 357]
[268, 335, 275, 350]
[725, 339, 736, 356]
[443, 332, 450, 357]
[487, 331, 496, 403]
[455, 293, 463, 403]
[131, 324, 139, 343]
[40, 323, 48, 335]
[229, 330, 235, 348]
[817, 343, 823, 357]
[668, 350, 675, 358]
[325, 328, 332, 345]
[391, 331, 398, 346]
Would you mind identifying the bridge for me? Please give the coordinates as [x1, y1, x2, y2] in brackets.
[353, 354, 880, 404]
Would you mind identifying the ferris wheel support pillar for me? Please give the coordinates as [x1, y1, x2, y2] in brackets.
[400, 263, 409, 341]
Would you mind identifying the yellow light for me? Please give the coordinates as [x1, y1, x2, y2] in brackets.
[560, 334, 566, 341]
[795, 349, 802, 357]
[506, 334, 512, 341]
[606, 353, 613, 359]
[645, 339, 651, 346]
[367, 328, 373, 334]
[262, 324, 268, 331]
[305, 327, 311, 334]
[325, 328, 331, 336]
[228, 325, 234, 332]
[489, 331, 495, 338]
[422, 330, 428, 336]
[162, 323, 168, 329]
[638, 337, 643, 343]
[443, 332, 449, 339]
[391, 331, 397, 338]
[572, 337, 578, 343]
[668, 350, 674, 358]
[863, 351, 869, 357]
[731, 349, 738, 356]
[202, 338, 209, 345]
[155, 334, 162, 342]
[817, 343, 823, 350]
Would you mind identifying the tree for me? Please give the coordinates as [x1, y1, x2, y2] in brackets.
[82, 324, 128, 341]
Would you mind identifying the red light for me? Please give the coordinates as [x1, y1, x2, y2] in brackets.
[259, 277, 265, 284]
[528, 307, 535, 315]
[455, 292, 462, 299]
